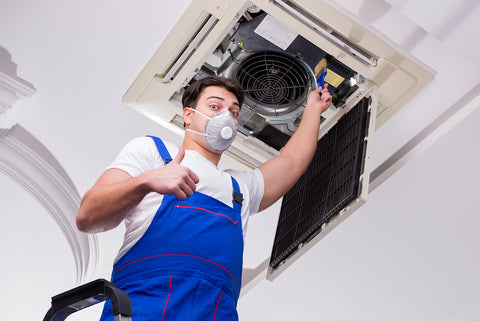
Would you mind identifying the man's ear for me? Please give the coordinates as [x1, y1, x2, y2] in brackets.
[183, 107, 193, 128]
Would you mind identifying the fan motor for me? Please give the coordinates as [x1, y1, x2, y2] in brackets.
[234, 51, 312, 116]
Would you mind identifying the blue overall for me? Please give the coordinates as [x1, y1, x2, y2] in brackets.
[100, 136, 244, 321]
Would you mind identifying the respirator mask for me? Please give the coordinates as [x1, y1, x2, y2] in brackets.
[185, 108, 237, 152]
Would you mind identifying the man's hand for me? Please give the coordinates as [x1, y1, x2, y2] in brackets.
[145, 146, 199, 200]
[77, 145, 199, 233]
[306, 84, 332, 114]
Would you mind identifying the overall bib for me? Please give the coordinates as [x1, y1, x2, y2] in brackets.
[100, 136, 244, 321]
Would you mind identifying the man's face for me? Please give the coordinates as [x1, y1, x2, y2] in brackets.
[184, 86, 240, 132]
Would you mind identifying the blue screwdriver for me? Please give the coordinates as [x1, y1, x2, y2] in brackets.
[315, 58, 327, 95]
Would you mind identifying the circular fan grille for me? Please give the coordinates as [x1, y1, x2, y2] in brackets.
[234, 51, 312, 116]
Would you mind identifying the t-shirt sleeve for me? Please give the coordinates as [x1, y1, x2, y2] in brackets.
[247, 168, 264, 215]
[226, 167, 265, 216]
[105, 137, 162, 177]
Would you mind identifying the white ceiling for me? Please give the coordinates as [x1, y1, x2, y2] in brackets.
[1, 0, 479, 320]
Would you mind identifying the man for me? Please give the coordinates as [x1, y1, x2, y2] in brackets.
[76, 75, 332, 320]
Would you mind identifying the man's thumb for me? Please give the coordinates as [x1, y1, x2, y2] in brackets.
[172, 145, 185, 164]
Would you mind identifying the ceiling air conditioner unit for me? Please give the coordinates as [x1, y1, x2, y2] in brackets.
[122, 0, 434, 279]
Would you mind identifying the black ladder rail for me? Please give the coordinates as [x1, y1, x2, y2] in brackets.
[43, 278, 132, 321]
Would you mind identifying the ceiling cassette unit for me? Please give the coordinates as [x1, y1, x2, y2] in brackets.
[122, 0, 434, 278]
[123, 0, 433, 166]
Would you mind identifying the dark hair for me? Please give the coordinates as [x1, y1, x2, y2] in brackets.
[182, 75, 244, 109]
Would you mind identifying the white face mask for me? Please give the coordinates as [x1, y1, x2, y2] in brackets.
[185, 108, 237, 152]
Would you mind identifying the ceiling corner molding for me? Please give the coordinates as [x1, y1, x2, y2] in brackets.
[0, 126, 99, 283]
[0, 69, 98, 284]
[0, 71, 36, 130]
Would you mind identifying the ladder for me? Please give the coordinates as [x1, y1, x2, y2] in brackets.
[43, 279, 132, 321]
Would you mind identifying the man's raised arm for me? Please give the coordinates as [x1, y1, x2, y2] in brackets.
[258, 85, 332, 211]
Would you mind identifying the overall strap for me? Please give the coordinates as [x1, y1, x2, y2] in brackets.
[230, 176, 243, 207]
[147, 135, 172, 164]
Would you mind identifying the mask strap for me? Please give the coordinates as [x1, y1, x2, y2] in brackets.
[185, 108, 209, 137]
[186, 107, 210, 120]
[185, 128, 208, 137]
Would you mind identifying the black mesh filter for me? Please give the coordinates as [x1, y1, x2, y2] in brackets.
[234, 51, 311, 116]
[269, 97, 371, 269]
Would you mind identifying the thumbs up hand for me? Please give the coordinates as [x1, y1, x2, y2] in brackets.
[171, 145, 186, 165]
[145, 146, 199, 200]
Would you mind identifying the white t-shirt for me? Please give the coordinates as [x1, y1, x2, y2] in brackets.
[107, 136, 265, 263]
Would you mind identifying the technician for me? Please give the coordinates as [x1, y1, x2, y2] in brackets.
[76, 75, 332, 321]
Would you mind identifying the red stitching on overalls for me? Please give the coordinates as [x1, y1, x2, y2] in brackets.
[162, 274, 173, 321]
[115, 253, 238, 296]
[174, 205, 238, 226]
[214, 288, 223, 321]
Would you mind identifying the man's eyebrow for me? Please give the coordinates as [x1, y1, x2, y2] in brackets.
[206, 96, 240, 107]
